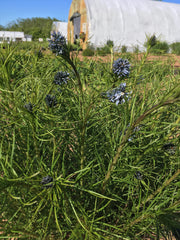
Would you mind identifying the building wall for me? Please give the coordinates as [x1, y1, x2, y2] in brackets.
[0, 31, 24, 43]
[0, 31, 32, 43]
[52, 22, 68, 39]
[68, 0, 180, 51]
[68, 0, 88, 49]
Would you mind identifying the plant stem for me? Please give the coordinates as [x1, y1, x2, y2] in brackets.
[102, 98, 180, 192]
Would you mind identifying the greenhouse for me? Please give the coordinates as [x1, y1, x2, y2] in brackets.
[68, 0, 180, 50]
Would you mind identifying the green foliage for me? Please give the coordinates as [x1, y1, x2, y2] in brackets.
[0, 43, 179, 240]
[0, 24, 5, 30]
[106, 40, 114, 48]
[96, 40, 114, 56]
[145, 34, 157, 48]
[121, 45, 128, 53]
[4, 17, 60, 40]
[150, 41, 170, 54]
[82, 47, 95, 56]
[97, 45, 111, 56]
[170, 42, 180, 55]
[133, 45, 140, 54]
[144, 35, 169, 54]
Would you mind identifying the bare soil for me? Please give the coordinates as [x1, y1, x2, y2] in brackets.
[77, 52, 180, 68]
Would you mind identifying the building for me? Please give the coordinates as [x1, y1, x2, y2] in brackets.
[0, 31, 32, 43]
[51, 21, 68, 39]
[67, 0, 180, 50]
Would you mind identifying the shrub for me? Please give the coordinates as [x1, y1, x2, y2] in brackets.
[96, 40, 114, 56]
[150, 41, 169, 54]
[121, 45, 127, 53]
[106, 39, 114, 48]
[133, 45, 140, 53]
[170, 42, 180, 55]
[97, 45, 111, 56]
[0, 33, 179, 240]
[82, 47, 95, 56]
[144, 35, 169, 54]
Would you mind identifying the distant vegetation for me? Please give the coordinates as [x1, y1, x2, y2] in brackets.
[0, 17, 61, 40]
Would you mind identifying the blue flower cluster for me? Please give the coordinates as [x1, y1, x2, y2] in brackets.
[49, 32, 67, 56]
[128, 125, 141, 142]
[54, 71, 69, 85]
[104, 83, 131, 105]
[162, 143, 176, 155]
[134, 171, 143, 180]
[24, 102, 33, 112]
[45, 94, 57, 107]
[113, 58, 130, 78]
[41, 176, 53, 189]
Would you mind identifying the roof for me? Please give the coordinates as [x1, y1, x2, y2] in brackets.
[84, 0, 180, 48]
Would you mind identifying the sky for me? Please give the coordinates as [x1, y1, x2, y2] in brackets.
[0, 0, 180, 27]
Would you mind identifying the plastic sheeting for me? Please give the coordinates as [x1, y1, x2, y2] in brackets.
[52, 22, 68, 38]
[84, 0, 180, 49]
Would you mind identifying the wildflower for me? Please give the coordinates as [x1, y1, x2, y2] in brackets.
[103, 83, 131, 105]
[113, 58, 130, 78]
[121, 124, 141, 142]
[54, 71, 69, 85]
[45, 94, 57, 107]
[134, 171, 143, 180]
[41, 176, 53, 189]
[24, 102, 33, 112]
[49, 32, 67, 56]
[162, 143, 176, 155]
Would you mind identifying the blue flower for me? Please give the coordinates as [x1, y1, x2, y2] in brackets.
[54, 71, 69, 85]
[41, 176, 53, 189]
[24, 102, 33, 112]
[103, 83, 131, 105]
[134, 171, 143, 180]
[113, 58, 130, 78]
[49, 32, 67, 56]
[162, 143, 176, 155]
[45, 94, 57, 107]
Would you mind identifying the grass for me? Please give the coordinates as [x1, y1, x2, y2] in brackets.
[0, 41, 179, 240]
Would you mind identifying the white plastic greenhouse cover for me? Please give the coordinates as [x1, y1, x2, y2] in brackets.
[84, 0, 180, 49]
[52, 22, 68, 38]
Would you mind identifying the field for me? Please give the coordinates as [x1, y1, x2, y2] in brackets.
[0, 39, 179, 240]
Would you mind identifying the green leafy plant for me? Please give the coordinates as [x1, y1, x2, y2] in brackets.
[170, 42, 180, 55]
[82, 47, 95, 56]
[0, 36, 179, 240]
[121, 45, 127, 53]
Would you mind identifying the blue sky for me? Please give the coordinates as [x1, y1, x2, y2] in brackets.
[0, 0, 180, 27]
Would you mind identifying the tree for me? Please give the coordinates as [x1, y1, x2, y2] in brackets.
[5, 17, 60, 40]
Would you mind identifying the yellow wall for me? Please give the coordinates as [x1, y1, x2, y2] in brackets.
[68, 0, 88, 49]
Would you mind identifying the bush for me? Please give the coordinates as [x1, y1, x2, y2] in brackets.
[106, 39, 114, 48]
[0, 35, 180, 240]
[170, 42, 180, 55]
[150, 41, 169, 54]
[144, 35, 169, 54]
[97, 45, 111, 56]
[133, 45, 140, 53]
[82, 47, 95, 56]
[121, 45, 127, 53]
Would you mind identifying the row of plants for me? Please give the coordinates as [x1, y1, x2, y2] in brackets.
[82, 35, 180, 56]
[0, 33, 179, 239]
